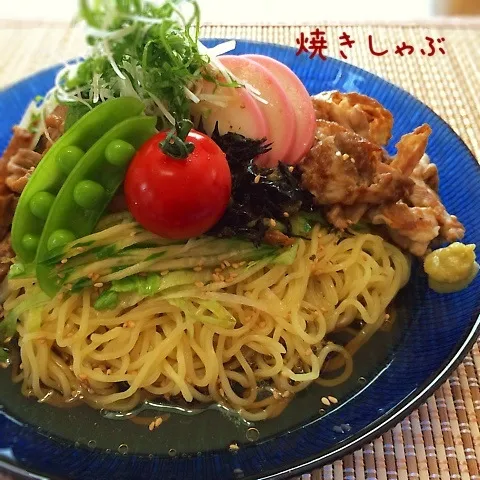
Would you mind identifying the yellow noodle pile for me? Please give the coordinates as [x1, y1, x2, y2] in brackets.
[5, 224, 410, 420]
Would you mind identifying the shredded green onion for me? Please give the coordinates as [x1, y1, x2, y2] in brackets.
[61, 0, 211, 126]
[94, 290, 120, 310]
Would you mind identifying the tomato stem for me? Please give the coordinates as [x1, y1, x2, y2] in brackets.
[160, 119, 195, 159]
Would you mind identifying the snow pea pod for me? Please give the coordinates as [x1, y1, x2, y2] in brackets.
[36, 115, 157, 296]
[11, 97, 145, 263]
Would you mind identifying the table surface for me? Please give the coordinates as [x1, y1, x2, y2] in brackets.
[0, 0, 447, 24]
[1, 19, 480, 480]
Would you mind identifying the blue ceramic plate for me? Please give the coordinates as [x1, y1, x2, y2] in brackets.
[0, 40, 479, 480]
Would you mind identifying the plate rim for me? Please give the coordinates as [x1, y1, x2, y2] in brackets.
[256, 312, 480, 479]
[0, 38, 479, 480]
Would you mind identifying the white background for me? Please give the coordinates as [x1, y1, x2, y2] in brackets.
[0, 0, 443, 23]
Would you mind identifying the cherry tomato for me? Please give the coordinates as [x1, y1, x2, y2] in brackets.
[124, 129, 231, 239]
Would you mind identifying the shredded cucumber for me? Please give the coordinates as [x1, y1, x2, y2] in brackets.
[8, 262, 35, 279]
[1, 289, 50, 340]
[290, 216, 312, 237]
[167, 298, 236, 329]
[290, 212, 326, 237]
[25, 307, 44, 333]
[32, 214, 300, 323]
[272, 243, 299, 265]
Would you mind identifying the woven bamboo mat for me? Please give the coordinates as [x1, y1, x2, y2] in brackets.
[1, 20, 480, 480]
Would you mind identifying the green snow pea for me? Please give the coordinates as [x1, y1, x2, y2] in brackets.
[36, 115, 157, 296]
[11, 97, 145, 263]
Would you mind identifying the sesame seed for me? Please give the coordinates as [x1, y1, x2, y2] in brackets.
[161, 270, 169, 276]
[288, 166, 294, 172]
[4, 337, 12, 344]
[195, 281, 204, 288]
[61, 258, 68, 264]
[321, 397, 331, 406]
[224, 260, 231, 267]
[148, 421, 155, 431]
[155, 417, 163, 427]
[269, 218, 276, 227]
[193, 266, 202, 272]
[232, 263, 240, 269]
[94, 282, 103, 288]
[0, 362, 8, 369]
[230, 272, 238, 278]
[328, 396, 338, 404]
[335, 151, 342, 157]
[283, 212, 290, 218]
[254, 174, 261, 184]
[282, 391, 291, 398]
[106, 369, 112, 375]
[229, 443, 239, 452]
[214, 267, 222, 273]
[385, 314, 390, 320]
[342, 153, 350, 160]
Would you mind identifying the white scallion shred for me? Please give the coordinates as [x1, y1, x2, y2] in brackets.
[103, 38, 126, 80]
[18, 101, 40, 131]
[145, 90, 176, 125]
[183, 86, 200, 103]
[116, 75, 141, 100]
[38, 86, 61, 145]
[197, 39, 268, 105]
[92, 73, 101, 103]
[197, 94, 230, 108]
[207, 39, 237, 57]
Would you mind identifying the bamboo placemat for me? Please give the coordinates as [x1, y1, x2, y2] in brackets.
[1, 20, 480, 480]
